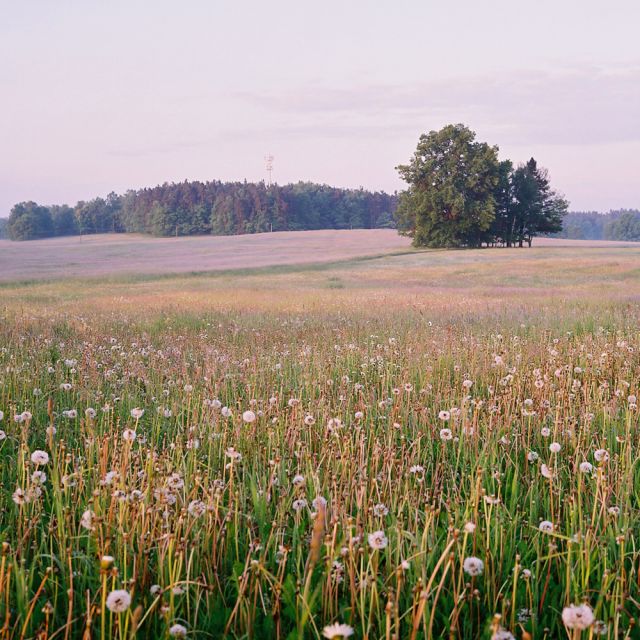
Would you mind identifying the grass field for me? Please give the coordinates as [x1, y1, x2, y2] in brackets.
[1, 231, 639, 639]
[1, 229, 638, 282]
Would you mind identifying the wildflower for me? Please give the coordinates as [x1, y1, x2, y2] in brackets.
[594, 449, 609, 462]
[312, 496, 327, 510]
[0, 410, 3, 421]
[463, 556, 484, 576]
[166, 473, 184, 490]
[304, 415, 316, 425]
[187, 500, 206, 518]
[579, 461, 593, 474]
[527, 451, 539, 462]
[491, 628, 515, 640]
[439, 428, 453, 441]
[101, 471, 118, 486]
[31, 470, 47, 485]
[122, 428, 136, 442]
[225, 447, 241, 461]
[409, 465, 424, 474]
[221, 406, 232, 418]
[464, 521, 476, 533]
[438, 410, 451, 421]
[561, 603, 595, 630]
[169, 624, 188, 638]
[130, 408, 144, 420]
[539, 520, 554, 533]
[85, 408, 97, 419]
[12, 487, 29, 505]
[105, 589, 131, 613]
[150, 584, 162, 596]
[0, 430, 6, 440]
[242, 410, 256, 423]
[354, 411, 364, 419]
[549, 442, 561, 453]
[292, 498, 307, 512]
[80, 510, 96, 530]
[31, 450, 50, 465]
[292, 474, 305, 488]
[367, 530, 388, 550]
[322, 622, 354, 638]
[373, 503, 389, 517]
[540, 464, 553, 479]
[540, 427, 551, 437]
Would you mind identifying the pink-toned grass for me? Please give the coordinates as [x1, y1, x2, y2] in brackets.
[0, 230, 637, 282]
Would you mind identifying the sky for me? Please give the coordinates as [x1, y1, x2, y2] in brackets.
[1, 0, 639, 216]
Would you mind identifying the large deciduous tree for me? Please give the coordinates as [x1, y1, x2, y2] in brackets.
[7, 202, 54, 240]
[396, 125, 568, 248]
[396, 124, 500, 247]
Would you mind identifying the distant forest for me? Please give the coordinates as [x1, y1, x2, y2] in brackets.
[1, 180, 638, 242]
[2, 181, 397, 241]
[553, 209, 640, 241]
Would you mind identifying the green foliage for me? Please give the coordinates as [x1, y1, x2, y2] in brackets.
[507, 158, 568, 246]
[554, 209, 640, 241]
[7, 201, 54, 240]
[6, 183, 398, 241]
[397, 125, 569, 248]
[604, 211, 640, 241]
[50, 204, 78, 236]
[396, 124, 500, 247]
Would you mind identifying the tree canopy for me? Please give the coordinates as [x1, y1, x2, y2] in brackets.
[5, 182, 397, 241]
[396, 124, 568, 248]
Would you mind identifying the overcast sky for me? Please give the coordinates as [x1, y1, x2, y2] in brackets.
[1, 0, 639, 216]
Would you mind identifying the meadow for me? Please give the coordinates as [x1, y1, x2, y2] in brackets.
[1, 233, 639, 639]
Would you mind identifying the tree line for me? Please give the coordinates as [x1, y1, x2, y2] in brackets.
[554, 209, 640, 241]
[4, 181, 397, 241]
[395, 124, 569, 247]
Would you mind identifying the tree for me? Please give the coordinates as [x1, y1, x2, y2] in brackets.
[7, 202, 54, 240]
[396, 124, 500, 247]
[510, 158, 567, 246]
[604, 211, 640, 241]
[489, 160, 514, 246]
[50, 204, 78, 236]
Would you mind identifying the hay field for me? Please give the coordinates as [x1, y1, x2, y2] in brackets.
[0, 233, 639, 639]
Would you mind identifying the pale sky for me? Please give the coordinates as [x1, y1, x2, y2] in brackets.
[1, 0, 639, 216]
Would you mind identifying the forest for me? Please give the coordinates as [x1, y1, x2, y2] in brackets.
[553, 209, 640, 241]
[3, 181, 397, 241]
[2, 178, 638, 244]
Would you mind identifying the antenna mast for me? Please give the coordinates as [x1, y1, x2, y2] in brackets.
[265, 154, 274, 186]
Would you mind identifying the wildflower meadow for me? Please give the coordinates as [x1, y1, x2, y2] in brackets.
[0, 241, 639, 639]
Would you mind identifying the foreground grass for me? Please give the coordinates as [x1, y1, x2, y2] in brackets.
[0, 246, 639, 639]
